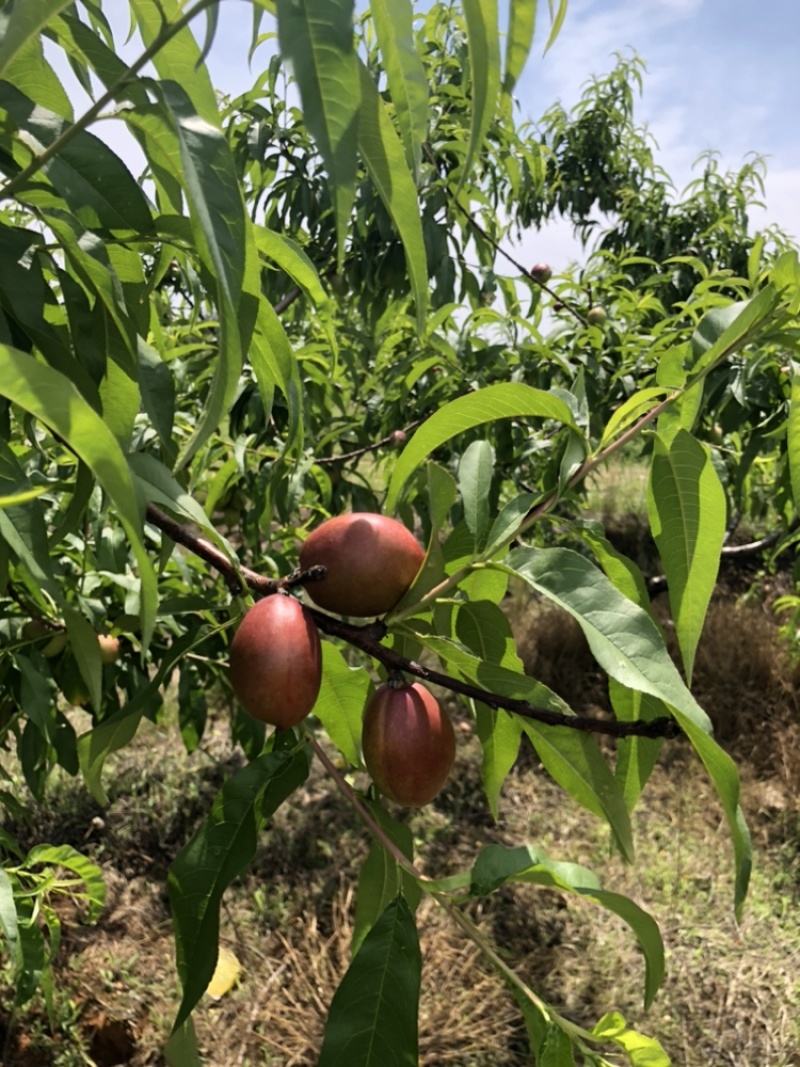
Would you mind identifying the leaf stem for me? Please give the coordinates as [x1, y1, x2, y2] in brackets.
[0, 0, 218, 203]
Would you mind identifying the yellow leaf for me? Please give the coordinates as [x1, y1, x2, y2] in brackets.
[206, 945, 241, 1000]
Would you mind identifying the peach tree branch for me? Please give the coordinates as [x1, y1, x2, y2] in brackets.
[145, 504, 680, 741]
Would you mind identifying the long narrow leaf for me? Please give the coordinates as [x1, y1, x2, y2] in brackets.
[789, 374, 800, 511]
[471, 843, 664, 1009]
[129, 0, 219, 122]
[0, 81, 152, 231]
[356, 58, 428, 332]
[460, 0, 500, 191]
[159, 83, 245, 469]
[648, 430, 725, 683]
[169, 746, 310, 1029]
[503, 0, 536, 95]
[0, 0, 74, 78]
[386, 384, 576, 512]
[276, 0, 360, 267]
[369, 0, 428, 177]
[319, 896, 420, 1067]
[503, 546, 752, 916]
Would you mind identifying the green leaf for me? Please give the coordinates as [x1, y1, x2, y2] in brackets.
[0, 1, 76, 80]
[159, 83, 245, 470]
[521, 720, 634, 861]
[610, 682, 665, 812]
[599, 387, 668, 450]
[352, 803, 421, 957]
[0, 81, 152, 231]
[689, 286, 780, 373]
[62, 608, 102, 714]
[312, 642, 372, 768]
[244, 223, 304, 453]
[369, 0, 428, 177]
[460, 0, 500, 192]
[481, 492, 537, 559]
[25, 845, 105, 922]
[165, 1018, 202, 1067]
[543, 0, 569, 54]
[503, 546, 751, 915]
[0, 867, 17, 951]
[169, 746, 310, 1030]
[255, 227, 329, 307]
[647, 431, 725, 683]
[356, 59, 428, 333]
[14, 908, 45, 1005]
[0, 345, 157, 647]
[458, 439, 494, 550]
[319, 896, 420, 1067]
[592, 1012, 671, 1066]
[471, 844, 664, 1009]
[503, 0, 536, 95]
[3, 28, 72, 116]
[129, 0, 219, 123]
[539, 1025, 576, 1066]
[474, 706, 522, 819]
[789, 374, 800, 511]
[277, 0, 360, 268]
[386, 384, 576, 512]
[455, 599, 521, 668]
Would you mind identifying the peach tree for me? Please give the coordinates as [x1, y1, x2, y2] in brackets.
[0, 1, 799, 1063]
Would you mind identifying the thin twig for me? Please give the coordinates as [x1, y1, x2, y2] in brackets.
[315, 420, 424, 466]
[423, 144, 587, 325]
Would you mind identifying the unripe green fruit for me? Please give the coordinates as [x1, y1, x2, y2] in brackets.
[299, 513, 424, 617]
[530, 262, 552, 284]
[43, 632, 68, 658]
[362, 682, 456, 806]
[97, 634, 120, 665]
[586, 305, 607, 326]
[229, 595, 322, 729]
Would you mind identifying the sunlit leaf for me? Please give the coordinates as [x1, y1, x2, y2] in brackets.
[648, 430, 725, 683]
[503, 0, 536, 95]
[369, 0, 428, 178]
[386, 384, 576, 512]
[277, 0, 359, 268]
[460, 0, 500, 192]
[0, 0, 75, 80]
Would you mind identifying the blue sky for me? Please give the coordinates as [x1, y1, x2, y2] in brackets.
[50, 1, 800, 268]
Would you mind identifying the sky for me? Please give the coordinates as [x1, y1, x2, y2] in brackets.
[47, 0, 800, 274]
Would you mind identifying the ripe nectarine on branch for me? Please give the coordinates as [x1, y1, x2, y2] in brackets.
[229, 594, 322, 729]
[362, 682, 456, 806]
[299, 513, 424, 617]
